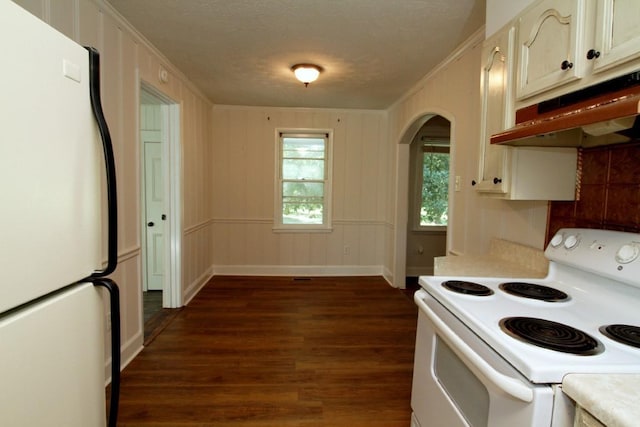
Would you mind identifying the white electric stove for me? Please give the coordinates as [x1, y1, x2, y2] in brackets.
[411, 228, 640, 427]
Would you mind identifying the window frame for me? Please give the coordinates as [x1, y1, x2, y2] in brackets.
[412, 141, 449, 232]
[273, 129, 333, 232]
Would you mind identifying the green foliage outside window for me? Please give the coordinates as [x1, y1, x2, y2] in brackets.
[282, 181, 324, 224]
[421, 151, 449, 226]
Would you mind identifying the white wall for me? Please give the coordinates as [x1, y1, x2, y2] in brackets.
[485, 0, 534, 37]
[12, 0, 215, 369]
[211, 106, 391, 277]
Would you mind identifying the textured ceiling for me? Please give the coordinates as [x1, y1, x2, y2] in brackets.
[107, 0, 485, 109]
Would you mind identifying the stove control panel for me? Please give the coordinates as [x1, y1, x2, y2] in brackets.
[546, 228, 640, 288]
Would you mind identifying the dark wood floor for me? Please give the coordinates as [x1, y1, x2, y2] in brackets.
[114, 276, 418, 426]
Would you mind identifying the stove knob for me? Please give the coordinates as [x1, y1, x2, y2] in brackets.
[550, 233, 564, 247]
[564, 234, 579, 249]
[616, 243, 640, 264]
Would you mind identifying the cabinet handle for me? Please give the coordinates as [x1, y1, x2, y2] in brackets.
[586, 49, 601, 60]
[561, 60, 573, 70]
[471, 180, 477, 186]
[493, 177, 502, 184]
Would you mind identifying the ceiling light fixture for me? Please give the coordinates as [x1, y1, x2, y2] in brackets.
[291, 64, 322, 87]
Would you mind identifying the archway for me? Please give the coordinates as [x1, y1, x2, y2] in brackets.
[392, 111, 455, 288]
[405, 116, 450, 284]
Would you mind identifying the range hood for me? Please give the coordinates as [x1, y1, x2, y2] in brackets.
[492, 71, 640, 147]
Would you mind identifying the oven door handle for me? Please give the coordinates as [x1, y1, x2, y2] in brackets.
[414, 291, 534, 403]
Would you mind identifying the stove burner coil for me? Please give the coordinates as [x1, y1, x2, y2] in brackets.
[500, 317, 603, 355]
[600, 324, 640, 349]
[441, 280, 494, 296]
[499, 282, 569, 302]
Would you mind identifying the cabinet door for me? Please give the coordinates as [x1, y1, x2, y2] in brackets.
[477, 27, 514, 194]
[591, 0, 640, 73]
[516, 0, 586, 100]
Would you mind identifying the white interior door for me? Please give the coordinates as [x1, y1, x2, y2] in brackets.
[143, 134, 165, 291]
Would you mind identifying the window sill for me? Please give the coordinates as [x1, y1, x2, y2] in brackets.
[411, 226, 447, 235]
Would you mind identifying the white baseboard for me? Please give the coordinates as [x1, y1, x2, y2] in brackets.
[183, 266, 215, 305]
[382, 266, 395, 288]
[213, 264, 384, 277]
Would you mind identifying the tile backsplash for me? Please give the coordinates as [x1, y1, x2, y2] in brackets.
[547, 141, 640, 244]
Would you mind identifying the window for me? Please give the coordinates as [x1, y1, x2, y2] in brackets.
[417, 143, 449, 228]
[275, 130, 332, 230]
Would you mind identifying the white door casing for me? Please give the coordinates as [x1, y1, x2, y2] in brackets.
[139, 82, 182, 309]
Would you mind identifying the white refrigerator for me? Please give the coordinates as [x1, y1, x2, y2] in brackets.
[0, 2, 121, 426]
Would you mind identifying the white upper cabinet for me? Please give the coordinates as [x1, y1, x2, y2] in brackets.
[477, 23, 577, 200]
[516, 0, 586, 100]
[513, 0, 640, 105]
[477, 26, 515, 194]
[591, 0, 640, 74]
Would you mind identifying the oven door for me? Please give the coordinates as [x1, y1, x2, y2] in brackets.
[411, 289, 555, 427]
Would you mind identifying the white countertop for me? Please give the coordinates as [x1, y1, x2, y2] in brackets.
[563, 374, 640, 427]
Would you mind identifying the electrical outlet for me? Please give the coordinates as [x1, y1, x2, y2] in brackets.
[343, 246, 350, 255]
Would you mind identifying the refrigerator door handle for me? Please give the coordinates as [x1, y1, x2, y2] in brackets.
[86, 47, 118, 278]
[86, 47, 120, 427]
[91, 279, 121, 427]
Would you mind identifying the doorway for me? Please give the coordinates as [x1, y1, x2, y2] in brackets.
[139, 83, 182, 340]
[392, 111, 455, 289]
[405, 116, 450, 287]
